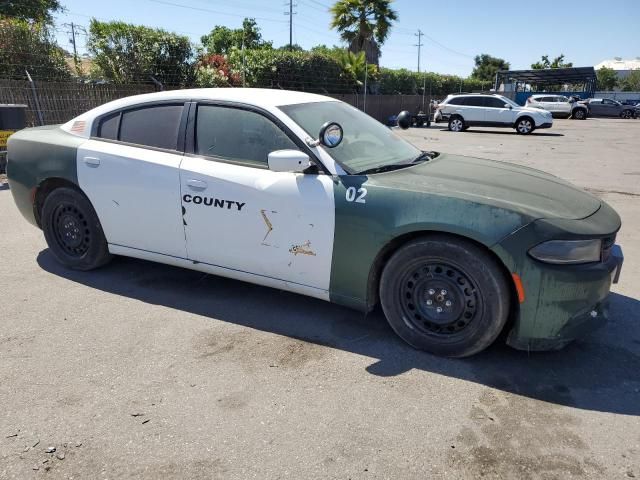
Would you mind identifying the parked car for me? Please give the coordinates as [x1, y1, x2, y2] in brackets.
[582, 98, 638, 118]
[6, 88, 623, 357]
[526, 94, 589, 120]
[434, 93, 553, 134]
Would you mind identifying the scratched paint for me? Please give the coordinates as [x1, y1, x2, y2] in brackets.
[260, 209, 274, 242]
[289, 240, 316, 256]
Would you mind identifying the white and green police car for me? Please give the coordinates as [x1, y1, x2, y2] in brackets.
[6, 89, 623, 357]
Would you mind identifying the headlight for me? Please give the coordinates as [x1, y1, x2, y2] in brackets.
[529, 239, 602, 264]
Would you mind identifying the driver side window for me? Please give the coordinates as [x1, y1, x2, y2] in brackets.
[195, 105, 298, 167]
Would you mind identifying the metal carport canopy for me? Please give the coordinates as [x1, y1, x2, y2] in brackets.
[496, 67, 596, 85]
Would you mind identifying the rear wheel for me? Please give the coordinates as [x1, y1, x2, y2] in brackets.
[515, 117, 534, 134]
[379, 236, 510, 357]
[448, 116, 465, 132]
[42, 187, 112, 270]
[572, 108, 587, 120]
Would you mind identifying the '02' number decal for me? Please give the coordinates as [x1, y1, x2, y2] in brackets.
[345, 186, 367, 204]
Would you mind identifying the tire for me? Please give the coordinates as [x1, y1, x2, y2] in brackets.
[41, 187, 112, 270]
[448, 116, 465, 132]
[572, 108, 586, 120]
[379, 236, 510, 357]
[621, 109, 633, 119]
[515, 117, 534, 134]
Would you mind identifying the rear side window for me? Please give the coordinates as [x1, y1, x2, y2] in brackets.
[195, 105, 297, 166]
[484, 97, 507, 108]
[464, 97, 485, 107]
[447, 97, 464, 105]
[97, 112, 119, 140]
[118, 104, 183, 150]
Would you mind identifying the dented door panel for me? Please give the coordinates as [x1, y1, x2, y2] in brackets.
[179, 156, 335, 293]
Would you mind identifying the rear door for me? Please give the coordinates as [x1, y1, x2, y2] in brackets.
[459, 96, 486, 124]
[78, 102, 187, 257]
[588, 99, 604, 116]
[179, 103, 335, 295]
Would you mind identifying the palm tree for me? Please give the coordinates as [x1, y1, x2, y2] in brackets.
[330, 0, 398, 66]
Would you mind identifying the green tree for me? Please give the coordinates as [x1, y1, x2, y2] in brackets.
[531, 54, 573, 69]
[596, 66, 618, 91]
[330, 0, 398, 65]
[0, 0, 62, 23]
[200, 18, 272, 54]
[310, 44, 343, 58]
[0, 18, 69, 79]
[471, 54, 510, 82]
[88, 20, 194, 85]
[277, 43, 303, 52]
[620, 70, 640, 91]
[337, 49, 377, 88]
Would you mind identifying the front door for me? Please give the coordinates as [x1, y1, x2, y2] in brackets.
[77, 103, 187, 258]
[483, 97, 516, 125]
[179, 104, 335, 293]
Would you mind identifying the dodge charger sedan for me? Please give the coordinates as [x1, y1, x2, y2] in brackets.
[6, 89, 624, 357]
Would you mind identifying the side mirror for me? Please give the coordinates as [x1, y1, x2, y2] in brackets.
[319, 122, 343, 148]
[504, 104, 513, 109]
[267, 149, 311, 173]
[397, 110, 412, 129]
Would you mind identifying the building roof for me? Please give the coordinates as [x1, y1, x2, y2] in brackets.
[594, 58, 640, 71]
[496, 67, 597, 85]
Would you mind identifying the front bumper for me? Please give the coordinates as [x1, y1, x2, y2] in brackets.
[493, 201, 623, 351]
[506, 245, 623, 351]
[537, 121, 553, 129]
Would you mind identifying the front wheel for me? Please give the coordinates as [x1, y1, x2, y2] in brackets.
[448, 116, 465, 132]
[42, 187, 112, 270]
[621, 109, 633, 119]
[379, 236, 511, 357]
[515, 117, 534, 134]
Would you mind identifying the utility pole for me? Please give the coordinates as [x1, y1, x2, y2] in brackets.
[63, 22, 87, 75]
[284, 0, 297, 50]
[414, 29, 424, 73]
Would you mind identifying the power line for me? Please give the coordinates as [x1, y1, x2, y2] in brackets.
[147, 0, 289, 24]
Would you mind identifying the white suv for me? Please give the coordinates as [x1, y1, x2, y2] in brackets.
[526, 94, 588, 120]
[435, 94, 553, 134]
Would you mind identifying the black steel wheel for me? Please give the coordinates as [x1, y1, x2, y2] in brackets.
[380, 235, 511, 357]
[398, 262, 481, 336]
[42, 187, 112, 270]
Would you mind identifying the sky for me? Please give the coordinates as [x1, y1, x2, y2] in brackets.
[52, 0, 640, 77]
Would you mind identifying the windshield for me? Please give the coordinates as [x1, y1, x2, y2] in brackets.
[280, 101, 421, 174]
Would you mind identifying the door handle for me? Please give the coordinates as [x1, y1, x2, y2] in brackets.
[186, 179, 207, 190]
[83, 156, 100, 167]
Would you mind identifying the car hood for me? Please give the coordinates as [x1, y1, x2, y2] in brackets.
[367, 153, 601, 220]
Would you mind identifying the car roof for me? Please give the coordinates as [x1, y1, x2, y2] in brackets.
[61, 88, 338, 137]
[104, 88, 335, 109]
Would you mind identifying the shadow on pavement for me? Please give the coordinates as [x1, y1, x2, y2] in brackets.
[38, 250, 640, 416]
[438, 128, 565, 137]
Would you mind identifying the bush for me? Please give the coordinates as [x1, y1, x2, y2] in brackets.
[0, 18, 70, 80]
[228, 49, 356, 93]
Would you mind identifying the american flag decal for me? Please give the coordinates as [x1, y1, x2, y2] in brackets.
[70, 120, 86, 133]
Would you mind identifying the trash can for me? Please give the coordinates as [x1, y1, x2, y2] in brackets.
[0, 104, 27, 174]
